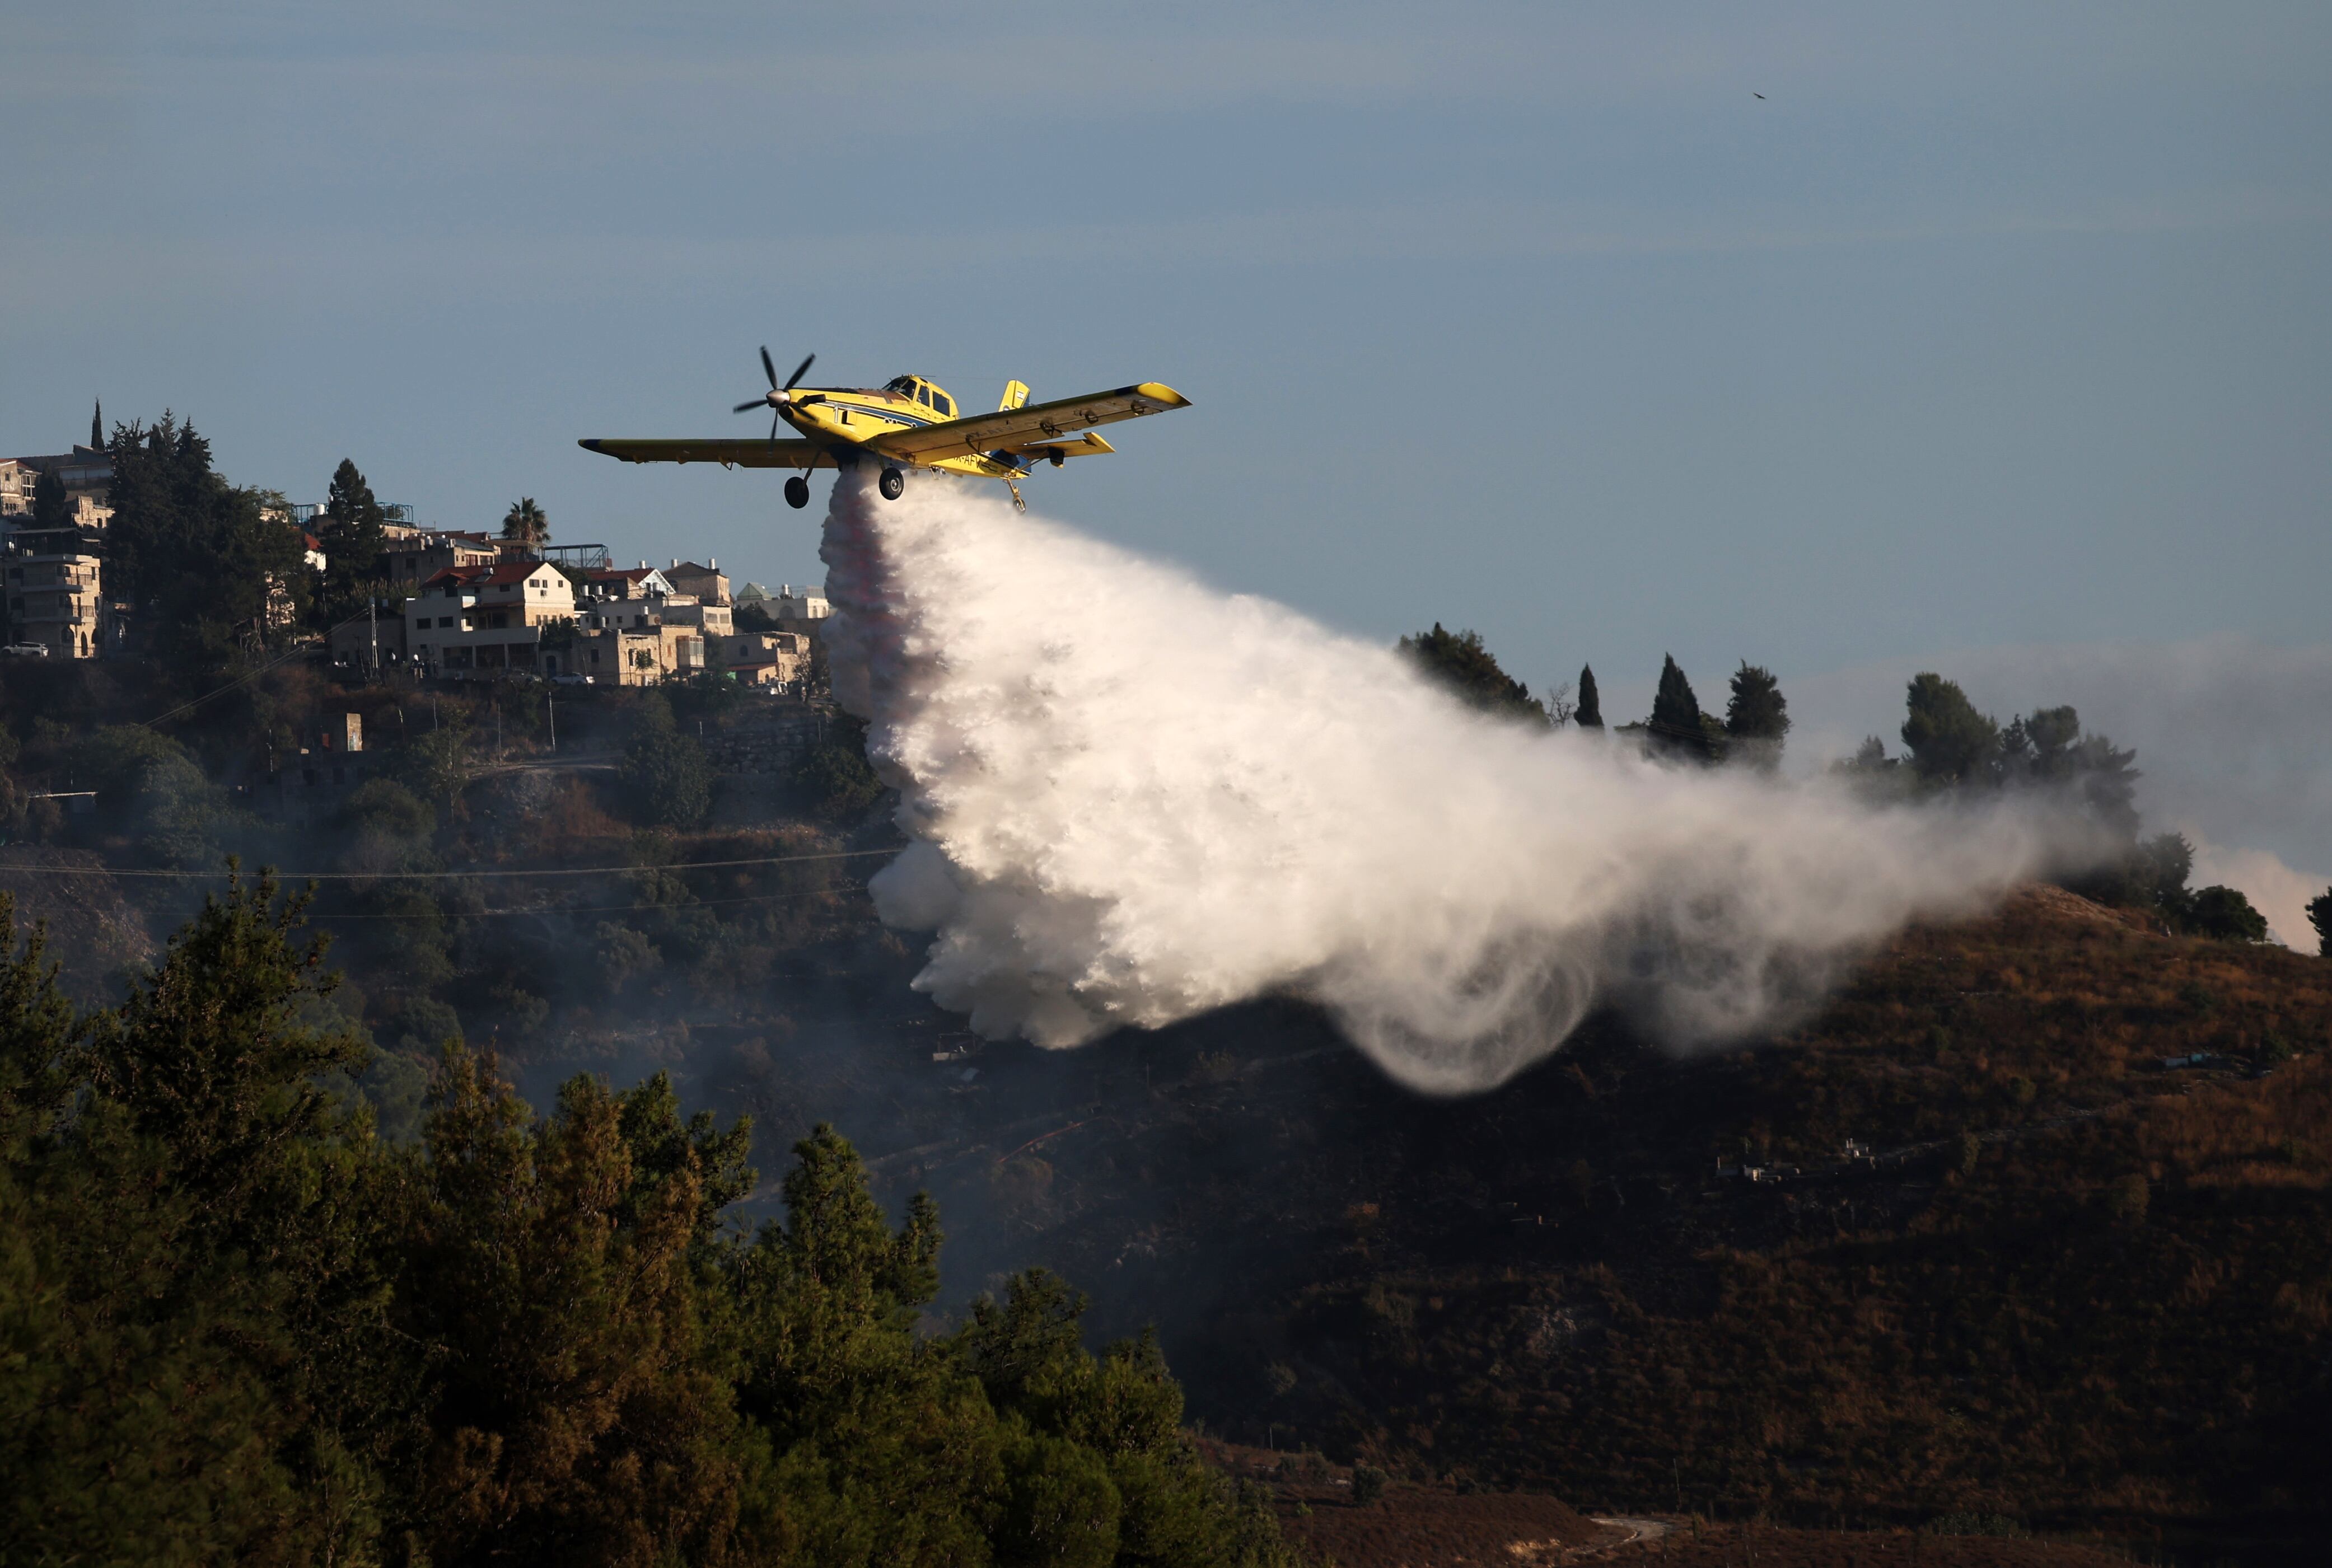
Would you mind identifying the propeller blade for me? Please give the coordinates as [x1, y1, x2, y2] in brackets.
[733, 399, 768, 414]
[759, 346, 778, 388]
[770, 409, 782, 441]
[785, 352, 816, 390]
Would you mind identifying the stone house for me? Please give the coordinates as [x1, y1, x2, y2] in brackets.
[404, 560, 578, 676]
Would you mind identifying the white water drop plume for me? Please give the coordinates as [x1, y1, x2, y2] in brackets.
[821, 474, 2067, 1094]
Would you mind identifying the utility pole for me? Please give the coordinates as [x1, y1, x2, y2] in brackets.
[547, 692, 556, 753]
[368, 596, 379, 676]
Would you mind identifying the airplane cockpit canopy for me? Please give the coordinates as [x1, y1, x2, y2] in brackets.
[882, 376, 955, 416]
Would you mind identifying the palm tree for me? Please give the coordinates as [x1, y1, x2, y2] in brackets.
[501, 497, 549, 550]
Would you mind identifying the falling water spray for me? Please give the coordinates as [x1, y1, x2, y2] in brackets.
[820, 474, 2062, 1093]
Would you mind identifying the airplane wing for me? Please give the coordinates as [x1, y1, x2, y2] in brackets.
[1004, 432, 1115, 464]
[867, 382, 1188, 462]
[578, 438, 835, 469]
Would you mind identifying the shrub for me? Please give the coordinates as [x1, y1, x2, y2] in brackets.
[2106, 1173, 2151, 1225]
[1351, 1464, 1387, 1505]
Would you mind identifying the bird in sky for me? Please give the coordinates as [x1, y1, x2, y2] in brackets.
[1753, 92, 1766, 100]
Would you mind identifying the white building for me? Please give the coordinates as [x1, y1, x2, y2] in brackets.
[404, 560, 578, 676]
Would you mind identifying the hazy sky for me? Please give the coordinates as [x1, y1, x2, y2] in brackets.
[6, 3, 2327, 881]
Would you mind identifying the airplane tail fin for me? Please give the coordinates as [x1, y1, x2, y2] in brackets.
[998, 380, 1030, 412]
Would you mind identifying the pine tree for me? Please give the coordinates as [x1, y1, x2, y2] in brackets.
[1398, 624, 1549, 723]
[314, 459, 390, 633]
[1575, 664, 1603, 728]
[105, 415, 309, 667]
[2307, 887, 2331, 957]
[1722, 662, 1790, 769]
[1900, 672, 2001, 787]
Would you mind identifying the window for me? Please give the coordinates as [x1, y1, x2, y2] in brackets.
[490, 612, 508, 629]
[934, 394, 954, 416]
[438, 616, 454, 628]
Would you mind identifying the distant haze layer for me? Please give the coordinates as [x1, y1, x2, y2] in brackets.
[820, 475, 2082, 1092]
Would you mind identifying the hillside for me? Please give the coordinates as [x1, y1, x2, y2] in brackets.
[854, 888, 2332, 1562]
[5, 658, 2326, 1561]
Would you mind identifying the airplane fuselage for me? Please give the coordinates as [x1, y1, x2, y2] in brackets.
[776, 375, 1026, 478]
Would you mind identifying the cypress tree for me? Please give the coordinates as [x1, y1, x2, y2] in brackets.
[1575, 664, 1603, 728]
[2307, 888, 2331, 957]
[1649, 654, 1705, 754]
[90, 399, 102, 449]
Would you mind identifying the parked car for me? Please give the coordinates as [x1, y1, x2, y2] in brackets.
[1, 643, 49, 657]
[551, 672, 593, 686]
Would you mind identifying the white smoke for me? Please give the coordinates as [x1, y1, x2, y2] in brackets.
[821, 475, 2067, 1093]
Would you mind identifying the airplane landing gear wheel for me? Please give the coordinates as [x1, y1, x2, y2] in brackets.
[877, 467, 905, 500]
[783, 475, 810, 509]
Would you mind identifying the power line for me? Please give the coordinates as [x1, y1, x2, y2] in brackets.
[0, 848, 903, 882]
[3, 886, 864, 926]
[307, 888, 855, 922]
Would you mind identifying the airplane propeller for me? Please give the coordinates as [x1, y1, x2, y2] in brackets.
[735, 348, 816, 438]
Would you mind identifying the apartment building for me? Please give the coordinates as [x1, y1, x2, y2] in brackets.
[3, 546, 104, 658]
[384, 530, 500, 586]
[578, 564, 676, 604]
[404, 560, 578, 676]
[663, 558, 730, 606]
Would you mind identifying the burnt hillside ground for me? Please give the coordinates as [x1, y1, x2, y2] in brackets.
[864, 889, 2332, 1563]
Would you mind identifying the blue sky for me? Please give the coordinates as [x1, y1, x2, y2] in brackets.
[6, 2, 2328, 874]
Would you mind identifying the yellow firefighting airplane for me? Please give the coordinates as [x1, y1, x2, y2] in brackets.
[579, 349, 1191, 511]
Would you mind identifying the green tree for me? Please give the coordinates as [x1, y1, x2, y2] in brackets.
[502, 497, 550, 550]
[2308, 887, 2332, 957]
[0, 884, 1297, 1568]
[619, 696, 713, 828]
[1647, 654, 1714, 759]
[1574, 663, 1602, 728]
[1722, 662, 1790, 769]
[104, 415, 311, 668]
[341, 776, 436, 843]
[69, 726, 233, 866]
[396, 1046, 742, 1563]
[2186, 884, 2269, 943]
[400, 722, 474, 815]
[1, 875, 401, 1565]
[1900, 672, 1999, 786]
[313, 458, 391, 632]
[1999, 704, 2141, 838]
[29, 467, 70, 529]
[790, 713, 884, 821]
[1398, 624, 1549, 723]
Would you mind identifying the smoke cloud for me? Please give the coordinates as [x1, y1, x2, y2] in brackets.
[821, 476, 2068, 1093]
